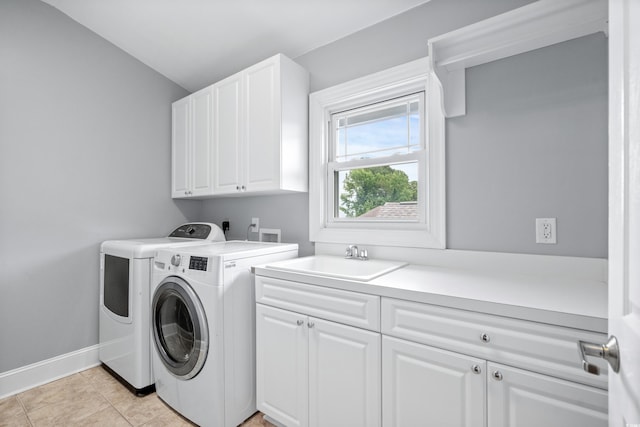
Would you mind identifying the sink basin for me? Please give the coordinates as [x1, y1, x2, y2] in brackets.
[266, 255, 407, 281]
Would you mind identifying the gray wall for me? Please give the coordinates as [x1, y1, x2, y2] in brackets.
[447, 34, 608, 257]
[201, 0, 608, 258]
[201, 194, 313, 256]
[0, 0, 196, 372]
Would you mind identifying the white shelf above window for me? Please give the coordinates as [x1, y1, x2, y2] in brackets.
[428, 0, 608, 118]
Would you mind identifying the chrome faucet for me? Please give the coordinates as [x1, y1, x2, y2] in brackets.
[345, 245, 368, 260]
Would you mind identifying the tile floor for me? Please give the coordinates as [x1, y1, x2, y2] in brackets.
[0, 366, 274, 427]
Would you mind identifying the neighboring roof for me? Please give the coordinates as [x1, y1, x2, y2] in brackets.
[358, 201, 417, 218]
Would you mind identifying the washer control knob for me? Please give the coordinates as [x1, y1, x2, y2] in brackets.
[170, 254, 182, 267]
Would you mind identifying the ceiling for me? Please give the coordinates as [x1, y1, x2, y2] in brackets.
[41, 0, 431, 92]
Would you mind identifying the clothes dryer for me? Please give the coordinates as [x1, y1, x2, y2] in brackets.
[99, 223, 225, 393]
[151, 241, 298, 427]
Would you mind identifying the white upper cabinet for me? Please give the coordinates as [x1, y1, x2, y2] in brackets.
[212, 73, 242, 194]
[172, 54, 309, 199]
[171, 86, 214, 198]
[171, 97, 190, 198]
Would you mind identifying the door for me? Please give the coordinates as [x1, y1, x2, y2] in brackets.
[308, 318, 380, 427]
[256, 304, 308, 427]
[171, 97, 190, 197]
[244, 57, 280, 192]
[191, 87, 214, 196]
[608, 0, 640, 423]
[213, 73, 243, 194]
[488, 363, 607, 427]
[382, 336, 485, 427]
[152, 276, 208, 380]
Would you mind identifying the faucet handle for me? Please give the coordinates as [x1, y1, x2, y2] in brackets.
[359, 249, 368, 260]
[345, 245, 355, 258]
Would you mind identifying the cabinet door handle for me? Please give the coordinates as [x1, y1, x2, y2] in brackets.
[471, 365, 482, 374]
[480, 333, 491, 343]
[307, 322, 315, 328]
[296, 320, 304, 326]
[241, 185, 246, 191]
[236, 185, 240, 191]
[492, 371, 503, 381]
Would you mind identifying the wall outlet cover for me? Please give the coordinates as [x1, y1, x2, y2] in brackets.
[535, 218, 557, 244]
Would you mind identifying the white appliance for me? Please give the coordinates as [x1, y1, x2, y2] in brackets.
[151, 241, 298, 427]
[99, 223, 226, 393]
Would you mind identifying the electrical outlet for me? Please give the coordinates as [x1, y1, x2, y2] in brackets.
[251, 217, 259, 232]
[536, 218, 557, 244]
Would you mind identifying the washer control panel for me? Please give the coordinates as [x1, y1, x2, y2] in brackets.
[189, 256, 208, 271]
[169, 224, 212, 239]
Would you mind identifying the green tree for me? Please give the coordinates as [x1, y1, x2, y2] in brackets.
[340, 166, 417, 217]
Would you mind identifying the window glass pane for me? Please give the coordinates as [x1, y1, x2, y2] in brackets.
[335, 162, 418, 220]
[333, 95, 421, 162]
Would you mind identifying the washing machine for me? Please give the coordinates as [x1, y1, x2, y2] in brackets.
[151, 241, 298, 427]
[99, 223, 226, 393]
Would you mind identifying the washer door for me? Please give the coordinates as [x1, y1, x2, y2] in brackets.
[152, 276, 208, 380]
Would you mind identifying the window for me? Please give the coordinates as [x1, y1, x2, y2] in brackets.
[329, 93, 424, 222]
[309, 58, 445, 248]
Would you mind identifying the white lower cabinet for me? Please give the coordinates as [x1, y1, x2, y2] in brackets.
[487, 363, 607, 427]
[382, 335, 608, 427]
[382, 336, 486, 427]
[381, 297, 608, 427]
[255, 276, 607, 427]
[256, 303, 381, 427]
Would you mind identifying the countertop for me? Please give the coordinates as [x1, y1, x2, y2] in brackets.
[253, 260, 608, 334]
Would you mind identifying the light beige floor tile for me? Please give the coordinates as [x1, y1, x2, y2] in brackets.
[26, 391, 110, 427]
[139, 408, 196, 427]
[0, 411, 31, 427]
[6, 367, 272, 427]
[0, 396, 25, 419]
[80, 366, 121, 387]
[68, 405, 131, 427]
[18, 373, 95, 413]
[111, 393, 171, 426]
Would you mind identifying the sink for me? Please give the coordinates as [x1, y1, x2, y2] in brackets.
[266, 255, 407, 281]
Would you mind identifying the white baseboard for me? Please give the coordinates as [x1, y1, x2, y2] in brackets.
[0, 344, 101, 400]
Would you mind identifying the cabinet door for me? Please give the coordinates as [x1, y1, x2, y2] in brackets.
[244, 57, 281, 192]
[382, 336, 486, 427]
[191, 87, 213, 196]
[487, 362, 607, 427]
[256, 304, 308, 427]
[171, 97, 190, 197]
[213, 74, 243, 194]
[309, 318, 381, 427]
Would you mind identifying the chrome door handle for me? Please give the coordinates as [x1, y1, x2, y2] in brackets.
[578, 336, 620, 375]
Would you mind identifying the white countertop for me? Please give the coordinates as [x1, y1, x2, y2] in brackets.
[254, 260, 608, 333]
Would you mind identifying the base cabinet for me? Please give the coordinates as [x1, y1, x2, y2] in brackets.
[256, 304, 381, 427]
[382, 336, 486, 427]
[488, 363, 607, 427]
[382, 336, 607, 427]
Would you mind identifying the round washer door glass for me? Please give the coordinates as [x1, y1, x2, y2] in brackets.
[152, 276, 208, 379]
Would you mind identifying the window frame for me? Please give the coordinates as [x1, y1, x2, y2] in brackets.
[309, 58, 446, 249]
